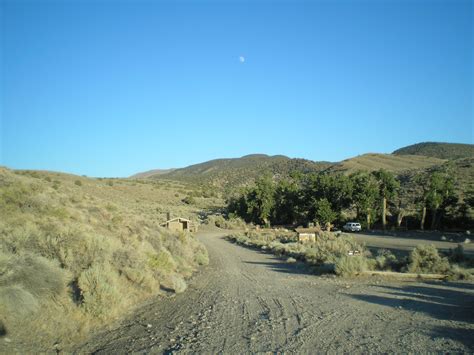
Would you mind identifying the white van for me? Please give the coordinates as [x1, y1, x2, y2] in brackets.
[343, 222, 362, 232]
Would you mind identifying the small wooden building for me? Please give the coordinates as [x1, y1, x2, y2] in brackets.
[295, 227, 320, 243]
[161, 217, 196, 232]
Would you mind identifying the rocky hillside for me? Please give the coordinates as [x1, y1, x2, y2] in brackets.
[393, 142, 474, 160]
[147, 154, 331, 189]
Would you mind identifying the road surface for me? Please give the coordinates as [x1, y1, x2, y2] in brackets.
[76, 228, 474, 353]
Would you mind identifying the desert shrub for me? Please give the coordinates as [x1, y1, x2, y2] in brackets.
[170, 274, 187, 293]
[269, 241, 286, 256]
[182, 195, 195, 205]
[112, 247, 157, 291]
[74, 180, 82, 186]
[407, 244, 450, 274]
[448, 244, 466, 263]
[78, 263, 122, 318]
[304, 233, 363, 265]
[206, 215, 246, 229]
[0, 167, 210, 349]
[334, 256, 370, 276]
[194, 246, 209, 266]
[0, 252, 68, 319]
[148, 249, 177, 273]
[375, 249, 400, 271]
[446, 265, 472, 280]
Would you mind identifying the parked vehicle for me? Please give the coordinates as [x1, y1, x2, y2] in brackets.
[343, 222, 362, 232]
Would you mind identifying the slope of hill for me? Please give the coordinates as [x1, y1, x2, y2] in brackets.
[130, 168, 175, 179]
[393, 142, 474, 160]
[0, 167, 218, 352]
[326, 153, 446, 174]
[148, 154, 332, 189]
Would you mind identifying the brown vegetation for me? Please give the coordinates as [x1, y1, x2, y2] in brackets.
[0, 167, 212, 351]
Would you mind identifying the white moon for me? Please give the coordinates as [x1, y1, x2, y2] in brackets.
[239, 56, 245, 63]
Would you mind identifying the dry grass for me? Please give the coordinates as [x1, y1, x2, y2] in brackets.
[0, 167, 213, 351]
[330, 153, 445, 174]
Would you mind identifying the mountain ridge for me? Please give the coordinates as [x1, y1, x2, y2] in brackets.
[133, 142, 473, 190]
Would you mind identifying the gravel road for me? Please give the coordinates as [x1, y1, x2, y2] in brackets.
[76, 228, 474, 353]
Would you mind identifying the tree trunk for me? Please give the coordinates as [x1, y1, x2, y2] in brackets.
[366, 210, 371, 230]
[431, 208, 438, 230]
[382, 197, 387, 230]
[420, 206, 426, 230]
[396, 210, 404, 228]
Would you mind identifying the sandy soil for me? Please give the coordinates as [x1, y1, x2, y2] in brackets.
[76, 228, 474, 353]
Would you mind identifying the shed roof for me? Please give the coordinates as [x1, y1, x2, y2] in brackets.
[295, 227, 320, 233]
[161, 217, 192, 225]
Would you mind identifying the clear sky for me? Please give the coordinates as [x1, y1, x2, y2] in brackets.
[1, 0, 473, 177]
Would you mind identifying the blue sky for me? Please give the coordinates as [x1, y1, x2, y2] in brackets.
[1, 0, 472, 177]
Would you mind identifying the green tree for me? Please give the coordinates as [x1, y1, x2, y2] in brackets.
[426, 171, 456, 229]
[313, 198, 337, 231]
[302, 173, 352, 224]
[273, 179, 301, 225]
[372, 169, 400, 230]
[350, 172, 379, 229]
[246, 176, 275, 226]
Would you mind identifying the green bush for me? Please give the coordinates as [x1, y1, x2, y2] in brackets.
[74, 180, 82, 186]
[375, 249, 399, 271]
[170, 274, 187, 293]
[408, 244, 450, 274]
[182, 195, 196, 205]
[78, 263, 122, 318]
[335, 256, 370, 276]
[148, 249, 177, 272]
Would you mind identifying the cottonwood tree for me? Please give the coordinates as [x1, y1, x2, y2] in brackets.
[426, 171, 456, 229]
[350, 172, 379, 229]
[313, 198, 337, 231]
[273, 178, 301, 225]
[372, 169, 400, 230]
[245, 176, 275, 226]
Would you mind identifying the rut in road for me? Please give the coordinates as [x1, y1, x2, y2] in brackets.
[76, 228, 474, 353]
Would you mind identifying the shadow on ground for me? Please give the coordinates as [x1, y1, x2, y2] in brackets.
[0, 321, 6, 337]
[242, 260, 315, 276]
[348, 281, 474, 350]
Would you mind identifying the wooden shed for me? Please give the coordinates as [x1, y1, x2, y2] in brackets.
[295, 227, 320, 243]
[161, 217, 196, 232]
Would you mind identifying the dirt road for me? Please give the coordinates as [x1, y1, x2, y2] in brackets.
[77, 228, 474, 353]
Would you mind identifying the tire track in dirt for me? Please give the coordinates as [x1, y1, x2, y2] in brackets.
[75, 227, 474, 353]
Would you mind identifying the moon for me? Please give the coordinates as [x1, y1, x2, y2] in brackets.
[239, 56, 245, 63]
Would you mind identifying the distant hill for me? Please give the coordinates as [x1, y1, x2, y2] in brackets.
[133, 142, 473, 194]
[393, 142, 474, 160]
[326, 153, 446, 174]
[146, 154, 331, 189]
[130, 168, 175, 179]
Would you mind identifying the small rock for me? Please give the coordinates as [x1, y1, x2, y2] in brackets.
[147, 324, 152, 328]
[4, 338, 11, 343]
[464, 238, 471, 244]
[441, 236, 447, 241]
[170, 338, 176, 342]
